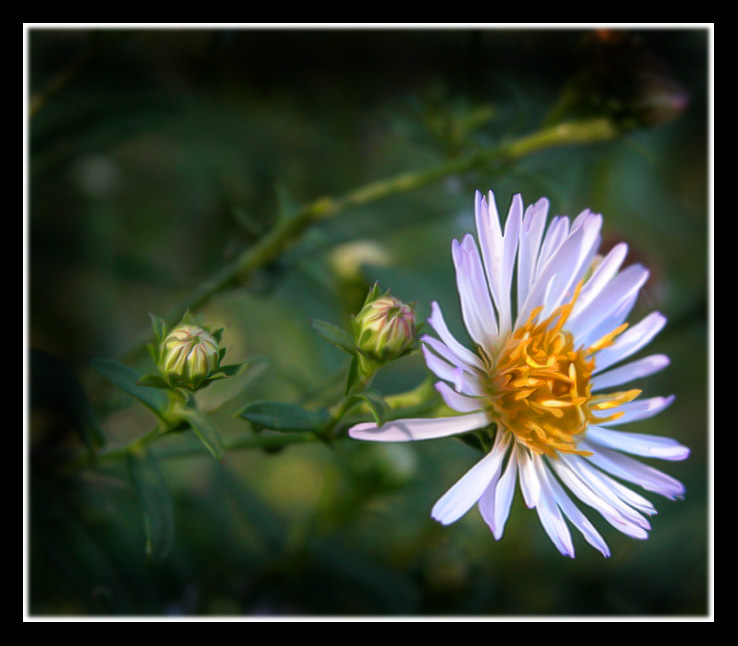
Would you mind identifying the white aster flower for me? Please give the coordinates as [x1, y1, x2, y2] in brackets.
[349, 189, 689, 557]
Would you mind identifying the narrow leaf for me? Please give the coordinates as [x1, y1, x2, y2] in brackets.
[148, 312, 168, 346]
[127, 449, 175, 563]
[350, 389, 390, 427]
[239, 401, 331, 433]
[310, 318, 356, 354]
[175, 405, 226, 462]
[197, 356, 269, 414]
[90, 358, 170, 421]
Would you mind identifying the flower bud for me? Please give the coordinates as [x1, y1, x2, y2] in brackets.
[353, 291, 416, 362]
[158, 324, 220, 390]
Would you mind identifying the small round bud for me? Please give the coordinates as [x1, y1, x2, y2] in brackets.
[354, 294, 416, 362]
[158, 324, 220, 390]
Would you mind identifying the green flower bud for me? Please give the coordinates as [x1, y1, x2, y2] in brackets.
[158, 324, 220, 390]
[353, 291, 416, 362]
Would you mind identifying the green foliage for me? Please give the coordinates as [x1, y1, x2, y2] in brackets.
[90, 358, 170, 422]
[309, 318, 356, 355]
[238, 401, 332, 435]
[31, 349, 105, 451]
[127, 449, 175, 562]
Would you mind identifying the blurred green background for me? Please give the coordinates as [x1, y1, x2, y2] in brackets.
[27, 27, 710, 617]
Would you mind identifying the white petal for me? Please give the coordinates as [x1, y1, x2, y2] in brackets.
[559, 453, 652, 531]
[349, 411, 490, 443]
[590, 354, 670, 390]
[420, 335, 478, 377]
[517, 447, 541, 508]
[574, 242, 629, 314]
[537, 215, 570, 273]
[516, 197, 549, 312]
[426, 301, 483, 370]
[587, 465, 658, 517]
[431, 431, 509, 525]
[593, 312, 667, 374]
[532, 458, 575, 557]
[580, 441, 687, 499]
[452, 234, 499, 346]
[593, 395, 675, 426]
[479, 439, 518, 539]
[475, 190, 521, 334]
[434, 381, 485, 413]
[550, 457, 650, 539]
[421, 344, 486, 398]
[517, 213, 602, 325]
[568, 264, 649, 345]
[541, 458, 611, 557]
[586, 425, 690, 461]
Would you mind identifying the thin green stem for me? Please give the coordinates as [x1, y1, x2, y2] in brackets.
[121, 117, 619, 361]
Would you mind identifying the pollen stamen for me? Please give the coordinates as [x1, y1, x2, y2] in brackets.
[482, 281, 631, 458]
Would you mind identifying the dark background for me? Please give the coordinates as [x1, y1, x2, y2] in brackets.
[27, 27, 710, 617]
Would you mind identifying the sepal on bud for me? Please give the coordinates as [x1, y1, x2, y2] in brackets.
[141, 311, 245, 392]
[352, 284, 416, 363]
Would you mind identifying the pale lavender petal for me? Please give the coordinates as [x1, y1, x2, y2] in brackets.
[479, 439, 518, 539]
[426, 301, 483, 370]
[420, 335, 477, 375]
[586, 425, 690, 461]
[516, 197, 549, 312]
[541, 459, 611, 557]
[517, 213, 602, 325]
[517, 447, 542, 509]
[434, 381, 484, 413]
[349, 411, 491, 443]
[550, 457, 650, 539]
[559, 453, 653, 531]
[544, 213, 603, 314]
[432, 430, 508, 525]
[475, 190, 522, 334]
[420, 343, 457, 382]
[571, 242, 629, 317]
[533, 458, 575, 557]
[453, 365, 487, 397]
[586, 465, 658, 517]
[579, 441, 686, 499]
[568, 264, 649, 344]
[537, 215, 570, 273]
[452, 234, 499, 346]
[593, 312, 667, 374]
[593, 395, 675, 426]
[590, 354, 670, 390]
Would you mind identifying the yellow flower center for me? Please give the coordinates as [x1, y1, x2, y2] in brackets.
[481, 284, 640, 457]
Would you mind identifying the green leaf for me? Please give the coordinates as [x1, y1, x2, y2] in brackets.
[215, 363, 247, 377]
[196, 356, 269, 414]
[30, 349, 106, 450]
[136, 373, 171, 389]
[90, 358, 170, 421]
[148, 312, 168, 346]
[349, 388, 390, 427]
[239, 401, 331, 434]
[310, 318, 356, 354]
[174, 404, 226, 462]
[127, 449, 175, 563]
